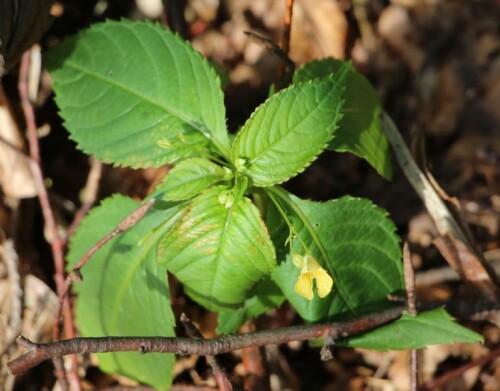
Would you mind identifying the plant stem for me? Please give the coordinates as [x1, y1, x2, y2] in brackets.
[264, 187, 308, 252]
[18, 49, 79, 391]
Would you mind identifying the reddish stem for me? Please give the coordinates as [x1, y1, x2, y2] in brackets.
[18, 50, 80, 390]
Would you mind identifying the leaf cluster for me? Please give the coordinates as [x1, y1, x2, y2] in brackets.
[47, 20, 482, 388]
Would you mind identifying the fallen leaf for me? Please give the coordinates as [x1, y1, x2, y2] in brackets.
[0, 87, 36, 201]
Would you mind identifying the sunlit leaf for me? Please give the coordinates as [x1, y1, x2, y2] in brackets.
[46, 19, 230, 167]
[341, 308, 483, 350]
[268, 188, 403, 322]
[232, 66, 347, 186]
[294, 58, 392, 179]
[159, 186, 276, 310]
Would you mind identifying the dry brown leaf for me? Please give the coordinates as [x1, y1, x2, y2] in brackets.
[378, 5, 425, 73]
[418, 65, 465, 138]
[0, 87, 36, 201]
[290, 0, 347, 64]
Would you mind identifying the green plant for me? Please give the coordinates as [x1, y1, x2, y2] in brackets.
[45, 20, 481, 389]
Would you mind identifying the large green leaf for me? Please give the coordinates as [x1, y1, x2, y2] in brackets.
[155, 158, 233, 201]
[340, 308, 483, 350]
[294, 58, 392, 179]
[46, 19, 230, 167]
[67, 195, 179, 389]
[217, 278, 285, 334]
[158, 186, 276, 310]
[268, 187, 403, 322]
[231, 67, 347, 187]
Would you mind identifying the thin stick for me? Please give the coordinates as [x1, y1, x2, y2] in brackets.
[403, 243, 418, 391]
[180, 314, 232, 391]
[380, 112, 499, 302]
[8, 306, 404, 376]
[18, 50, 78, 391]
[403, 243, 417, 317]
[380, 113, 466, 243]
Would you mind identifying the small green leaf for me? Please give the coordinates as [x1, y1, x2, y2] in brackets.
[155, 158, 232, 201]
[294, 58, 392, 179]
[67, 195, 180, 389]
[217, 278, 285, 334]
[46, 19, 230, 167]
[340, 308, 484, 350]
[268, 187, 403, 322]
[159, 186, 276, 310]
[232, 67, 347, 187]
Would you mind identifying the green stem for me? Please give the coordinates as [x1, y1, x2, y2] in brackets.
[264, 189, 309, 253]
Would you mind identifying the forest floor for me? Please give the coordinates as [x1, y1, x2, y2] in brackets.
[1, 0, 499, 390]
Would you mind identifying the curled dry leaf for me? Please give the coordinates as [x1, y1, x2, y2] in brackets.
[0, 87, 36, 201]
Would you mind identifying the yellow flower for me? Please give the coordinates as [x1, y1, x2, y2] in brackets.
[293, 254, 333, 300]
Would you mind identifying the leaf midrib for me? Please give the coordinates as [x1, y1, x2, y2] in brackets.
[59, 59, 229, 157]
[246, 82, 340, 167]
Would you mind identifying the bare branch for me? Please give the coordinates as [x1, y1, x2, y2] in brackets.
[8, 306, 405, 376]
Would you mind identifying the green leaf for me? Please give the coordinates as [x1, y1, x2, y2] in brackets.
[217, 278, 285, 334]
[67, 195, 180, 389]
[232, 67, 347, 187]
[340, 308, 483, 350]
[294, 58, 392, 179]
[46, 19, 230, 168]
[268, 187, 403, 322]
[158, 186, 276, 310]
[155, 158, 233, 201]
